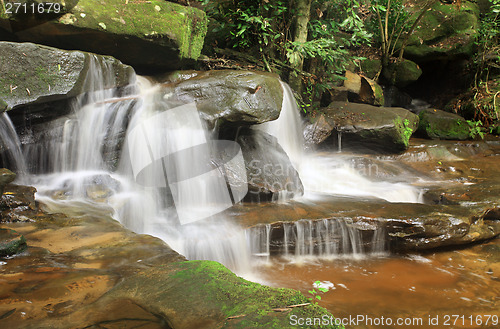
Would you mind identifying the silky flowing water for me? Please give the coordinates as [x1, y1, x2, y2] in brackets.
[1, 61, 499, 327]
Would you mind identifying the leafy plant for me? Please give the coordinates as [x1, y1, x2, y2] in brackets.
[308, 280, 329, 305]
[467, 120, 486, 139]
[363, 0, 438, 82]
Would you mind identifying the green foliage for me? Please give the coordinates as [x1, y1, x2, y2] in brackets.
[201, 0, 371, 113]
[471, 0, 500, 126]
[308, 281, 329, 305]
[467, 120, 486, 139]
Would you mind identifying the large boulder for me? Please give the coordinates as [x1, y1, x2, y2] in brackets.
[0, 0, 207, 72]
[0, 41, 134, 117]
[417, 108, 470, 140]
[323, 101, 419, 153]
[162, 70, 284, 127]
[236, 129, 303, 201]
[404, 1, 480, 62]
[383, 59, 422, 88]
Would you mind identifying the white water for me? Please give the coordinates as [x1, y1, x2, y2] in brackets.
[0, 112, 27, 176]
[258, 82, 423, 203]
[0, 62, 412, 278]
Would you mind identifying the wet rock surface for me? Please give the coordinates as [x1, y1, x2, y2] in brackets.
[0, 185, 338, 329]
[0, 41, 134, 115]
[231, 139, 500, 252]
[0, 168, 16, 194]
[161, 70, 284, 128]
[322, 101, 419, 153]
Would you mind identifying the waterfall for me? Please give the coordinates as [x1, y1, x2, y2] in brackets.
[258, 81, 422, 204]
[0, 112, 27, 176]
[2, 61, 401, 278]
[247, 218, 387, 260]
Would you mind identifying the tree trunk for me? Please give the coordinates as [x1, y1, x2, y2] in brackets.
[289, 0, 312, 92]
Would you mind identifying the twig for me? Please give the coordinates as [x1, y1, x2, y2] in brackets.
[227, 314, 247, 319]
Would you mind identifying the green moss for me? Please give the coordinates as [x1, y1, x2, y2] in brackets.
[393, 117, 415, 147]
[64, 0, 207, 60]
[418, 109, 470, 140]
[169, 260, 343, 328]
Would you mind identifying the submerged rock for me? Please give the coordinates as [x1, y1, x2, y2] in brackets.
[0, 41, 134, 116]
[0, 0, 207, 72]
[163, 70, 284, 127]
[417, 108, 470, 140]
[0, 228, 26, 256]
[323, 101, 419, 153]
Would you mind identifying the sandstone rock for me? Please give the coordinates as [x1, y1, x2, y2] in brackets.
[404, 1, 480, 62]
[0, 0, 207, 72]
[0, 41, 134, 115]
[303, 114, 334, 147]
[324, 101, 419, 153]
[163, 70, 284, 127]
[344, 70, 385, 106]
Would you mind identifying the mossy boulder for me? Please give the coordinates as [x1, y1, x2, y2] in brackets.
[359, 59, 382, 80]
[0, 0, 207, 72]
[404, 1, 480, 62]
[162, 70, 284, 127]
[384, 59, 422, 88]
[0, 41, 134, 115]
[0, 228, 26, 256]
[418, 108, 470, 140]
[323, 101, 419, 153]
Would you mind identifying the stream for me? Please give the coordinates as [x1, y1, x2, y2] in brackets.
[1, 58, 499, 328]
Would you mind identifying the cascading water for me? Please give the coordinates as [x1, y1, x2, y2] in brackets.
[257, 82, 423, 204]
[3, 62, 417, 279]
[248, 218, 385, 262]
[0, 112, 27, 176]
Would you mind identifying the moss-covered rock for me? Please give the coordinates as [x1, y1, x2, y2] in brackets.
[323, 101, 419, 153]
[0, 0, 207, 72]
[0, 228, 26, 256]
[359, 59, 382, 80]
[404, 1, 480, 62]
[0, 41, 134, 113]
[384, 59, 422, 88]
[163, 70, 284, 127]
[418, 108, 470, 140]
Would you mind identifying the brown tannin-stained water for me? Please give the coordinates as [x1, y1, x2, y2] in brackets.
[258, 238, 500, 329]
